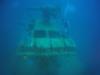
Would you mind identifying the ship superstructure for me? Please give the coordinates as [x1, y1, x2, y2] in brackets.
[13, 6, 82, 75]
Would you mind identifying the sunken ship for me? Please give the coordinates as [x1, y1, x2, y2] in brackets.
[13, 6, 83, 75]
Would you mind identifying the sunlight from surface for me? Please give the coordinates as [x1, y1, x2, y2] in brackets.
[64, 4, 76, 17]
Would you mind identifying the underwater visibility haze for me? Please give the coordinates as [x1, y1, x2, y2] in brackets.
[0, 0, 100, 75]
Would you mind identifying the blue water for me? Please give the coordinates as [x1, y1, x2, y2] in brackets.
[0, 0, 100, 75]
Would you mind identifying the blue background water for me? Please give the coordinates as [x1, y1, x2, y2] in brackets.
[0, 0, 100, 75]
